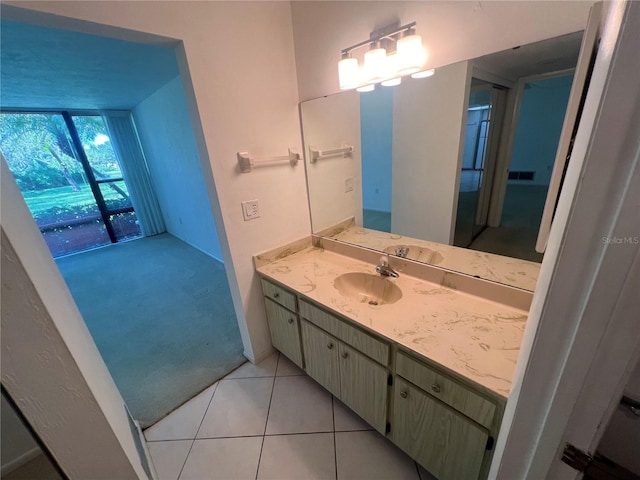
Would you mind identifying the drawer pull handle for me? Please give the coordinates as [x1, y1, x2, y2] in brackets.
[288, 318, 294, 324]
[341, 351, 349, 359]
[400, 390, 408, 399]
[273, 292, 280, 299]
[431, 383, 441, 393]
[327, 343, 334, 350]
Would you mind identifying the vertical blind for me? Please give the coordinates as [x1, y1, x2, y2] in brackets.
[102, 111, 166, 237]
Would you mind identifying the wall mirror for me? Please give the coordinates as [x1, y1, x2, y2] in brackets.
[301, 32, 583, 292]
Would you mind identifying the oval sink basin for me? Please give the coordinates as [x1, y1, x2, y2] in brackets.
[333, 272, 402, 306]
[383, 245, 444, 265]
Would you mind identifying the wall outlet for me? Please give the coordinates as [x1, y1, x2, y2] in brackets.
[241, 199, 260, 221]
[345, 177, 354, 193]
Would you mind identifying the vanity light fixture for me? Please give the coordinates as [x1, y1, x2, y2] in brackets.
[411, 68, 436, 79]
[381, 77, 402, 87]
[356, 84, 376, 93]
[338, 21, 432, 92]
[338, 53, 359, 90]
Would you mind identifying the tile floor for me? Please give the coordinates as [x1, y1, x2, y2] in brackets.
[145, 352, 435, 480]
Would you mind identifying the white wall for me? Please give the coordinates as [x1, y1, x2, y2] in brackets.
[1, 159, 146, 479]
[1, 393, 40, 475]
[4, 0, 310, 365]
[291, 1, 593, 101]
[392, 61, 471, 244]
[133, 75, 223, 261]
[509, 75, 574, 186]
[301, 90, 363, 232]
[361, 87, 393, 213]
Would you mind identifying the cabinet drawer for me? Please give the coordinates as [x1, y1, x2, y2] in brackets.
[396, 351, 495, 429]
[261, 278, 297, 312]
[264, 298, 303, 368]
[300, 299, 389, 366]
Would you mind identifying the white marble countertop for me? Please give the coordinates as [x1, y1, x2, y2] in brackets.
[257, 244, 529, 400]
[327, 224, 541, 292]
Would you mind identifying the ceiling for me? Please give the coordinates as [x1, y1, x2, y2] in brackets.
[474, 31, 583, 83]
[0, 20, 180, 110]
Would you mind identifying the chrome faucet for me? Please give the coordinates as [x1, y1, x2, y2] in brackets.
[376, 255, 399, 278]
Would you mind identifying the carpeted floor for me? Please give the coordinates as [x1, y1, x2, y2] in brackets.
[56, 233, 245, 428]
[469, 184, 546, 262]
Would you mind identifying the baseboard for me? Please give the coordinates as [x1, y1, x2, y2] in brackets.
[248, 347, 276, 365]
[125, 404, 157, 480]
[243, 350, 256, 363]
[1, 447, 41, 476]
[134, 418, 158, 480]
[166, 233, 225, 263]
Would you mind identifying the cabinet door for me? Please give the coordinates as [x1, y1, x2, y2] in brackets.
[301, 321, 341, 396]
[264, 298, 303, 368]
[339, 344, 388, 434]
[392, 378, 488, 480]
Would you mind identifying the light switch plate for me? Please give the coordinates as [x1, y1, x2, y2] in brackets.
[242, 199, 260, 221]
[345, 177, 354, 193]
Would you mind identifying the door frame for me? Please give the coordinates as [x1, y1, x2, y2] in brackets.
[490, 2, 640, 478]
[486, 67, 576, 229]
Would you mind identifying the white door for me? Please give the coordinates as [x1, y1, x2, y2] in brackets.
[534, 2, 602, 253]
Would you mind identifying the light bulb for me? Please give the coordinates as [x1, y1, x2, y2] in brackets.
[356, 84, 375, 93]
[381, 77, 401, 87]
[397, 34, 427, 75]
[364, 46, 387, 81]
[411, 68, 435, 79]
[338, 57, 359, 90]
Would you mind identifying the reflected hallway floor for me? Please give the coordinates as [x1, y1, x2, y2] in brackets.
[145, 352, 436, 480]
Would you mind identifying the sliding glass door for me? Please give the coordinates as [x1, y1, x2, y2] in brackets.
[0, 112, 141, 257]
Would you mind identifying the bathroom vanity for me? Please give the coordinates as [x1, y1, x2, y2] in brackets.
[255, 236, 532, 480]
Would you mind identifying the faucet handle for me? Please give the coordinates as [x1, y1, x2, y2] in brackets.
[379, 255, 389, 266]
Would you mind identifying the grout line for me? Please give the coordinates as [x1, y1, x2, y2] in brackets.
[221, 374, 279, 381]
[194, 430, 335, 441]
[145, 438, 200, 443]
[332, 396, 338, 480]
[333, 428, 374, 433]
[176, 381, 220, 480]
[193, 381, 220, 439]
[256, 353, 280, 480]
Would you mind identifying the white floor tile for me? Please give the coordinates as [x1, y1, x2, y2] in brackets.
[333, 398, 373, 432]
[147, 440, 192, 480]
[224, 352, 278, 379]
[145, 384, 217, 441]
[179, 437, 263, 480]
[257, 433, 335, 480]
[266, 376, 333, 435]
[197, 377, 274, 438]
[335, 431, 419, 480]
[275, 353, 304, 376]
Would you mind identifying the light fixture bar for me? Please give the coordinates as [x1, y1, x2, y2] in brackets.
[341, 21, 417, 56]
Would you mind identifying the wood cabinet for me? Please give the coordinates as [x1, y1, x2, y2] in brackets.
[301, 320, 340, 396]
[338, 343, 388, 434]
[392, 377, 489, 480]
[260, 276, 504, 480]
[301, 320, 389, 434]
[396, 351, 496, 429]
[263, 297, 303, 368]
